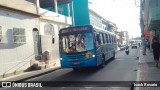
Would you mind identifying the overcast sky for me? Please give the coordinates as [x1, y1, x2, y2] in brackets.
[89, 0, 141, 39]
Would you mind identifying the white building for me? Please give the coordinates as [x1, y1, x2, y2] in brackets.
[0, 0, 39, 77]
[0, 0, 72, 77]
[38, 0, 72, 67]
[89, 9, 103, 29]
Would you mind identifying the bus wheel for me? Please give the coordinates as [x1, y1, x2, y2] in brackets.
[73, 68, 79, 71]
[112, 52, 115, 60]
[112, 55, 115, 60]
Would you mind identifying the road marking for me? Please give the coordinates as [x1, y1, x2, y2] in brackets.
[135, 49, 141, 90]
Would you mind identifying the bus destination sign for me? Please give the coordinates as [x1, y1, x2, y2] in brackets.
[61, 27, 90, 34]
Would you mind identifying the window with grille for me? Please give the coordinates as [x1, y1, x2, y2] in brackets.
[13, 28, 26, 43]
[44, 24, 55, 35]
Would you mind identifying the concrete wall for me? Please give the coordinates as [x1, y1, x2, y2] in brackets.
[39, 8, 72, 67]
[0, 1, 72, 76]
[72, 0, 90, 26]
[0, 0, 37, 14]
[0, 9, 38, 76]
[39, 8, 72, 25]
[89, 11, 102, 28]
[39, 19, 70, 67]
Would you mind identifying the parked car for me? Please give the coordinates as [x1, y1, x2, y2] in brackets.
[119, 45, 125, 50]
[131, 43, 138, 48]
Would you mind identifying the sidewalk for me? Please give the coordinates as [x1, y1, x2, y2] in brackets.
[0, 66, 60, 81]
[135, 48, 160, 90]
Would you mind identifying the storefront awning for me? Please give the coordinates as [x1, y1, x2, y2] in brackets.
[40, 0, 71, 8]
[149, 20, 160, 31]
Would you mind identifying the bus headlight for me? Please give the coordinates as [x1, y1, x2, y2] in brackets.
[92, 55, 95, 57]
[60, 58, 63, 60]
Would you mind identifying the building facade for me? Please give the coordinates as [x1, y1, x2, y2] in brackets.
[0, 0, 39, 77]
[0, 0, 72, 77]
[38, 0, 72, 67]
[141, 0, 160, 46]
[118, 31, 129, 45]
[71, 0, 119, 50]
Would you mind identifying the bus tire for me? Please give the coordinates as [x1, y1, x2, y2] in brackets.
[112, 52, 115, 60]
[112, 55, 115, 60]
[73, 68, 78, 71]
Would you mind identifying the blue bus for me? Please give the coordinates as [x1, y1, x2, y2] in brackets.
[59, 25, 117, 69]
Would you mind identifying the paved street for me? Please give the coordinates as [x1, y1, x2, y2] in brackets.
[27, 48, 138, 82]
[2, 47, 160, 90]
[0, 0, 160, 90]
[0, 47, 139, 90]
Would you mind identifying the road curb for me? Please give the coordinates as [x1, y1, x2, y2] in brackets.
[17, 67, 61, 81]
[0, 67, 61, 87]
[135, 48, 142, 90]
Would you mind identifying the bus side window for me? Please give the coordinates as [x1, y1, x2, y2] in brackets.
[99, 33, 103, 45]
[113, 36, 115, 43]
[108, 34, 110, 43]
[114, 36, 116, 43]
[102, 33, 106, 44]
[109, 34, 112, 43]
[96, 34, 100, 46]
[106, 34, 108, 43]
[111, 35, 113, 43]
[94, 33, 97, 43]
[112, 36, 114, 43]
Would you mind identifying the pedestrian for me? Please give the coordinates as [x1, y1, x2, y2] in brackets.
[125, 45, 129, 55]
[151, 37, 160, 67]
[148, 42, 150, 50]
[146, 39, 150, 50]
[138, 43, 141, 47]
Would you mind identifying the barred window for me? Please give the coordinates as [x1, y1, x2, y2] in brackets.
[44, 24, 54, 35]
[13, 28, 26, 43]
[0, 26, 2, 42]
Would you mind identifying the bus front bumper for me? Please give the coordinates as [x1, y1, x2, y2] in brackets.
[60, 58, 97, 68]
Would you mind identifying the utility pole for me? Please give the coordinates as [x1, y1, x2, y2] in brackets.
[140, 0, 146, 55]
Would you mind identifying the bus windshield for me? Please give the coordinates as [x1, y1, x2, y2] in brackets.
[60, 32, 94, 53]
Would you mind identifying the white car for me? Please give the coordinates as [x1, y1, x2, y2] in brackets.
[131, 43, 138, 48]
[119, 45, 125, 50]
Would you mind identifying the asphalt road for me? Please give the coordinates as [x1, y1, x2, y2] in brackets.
[27, 48, 138, 81]
[0, 48, 139, 90]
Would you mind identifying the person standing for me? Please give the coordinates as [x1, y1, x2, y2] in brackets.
[151, 37, 160, 67]
[125, 45, 129, 55]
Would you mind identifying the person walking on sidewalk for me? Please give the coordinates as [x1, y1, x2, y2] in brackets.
[151, 37, 160, 67]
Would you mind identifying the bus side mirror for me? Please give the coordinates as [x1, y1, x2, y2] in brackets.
[52, 38, 55, 44]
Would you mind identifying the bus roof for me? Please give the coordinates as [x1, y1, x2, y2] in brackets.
[92, 25, 116, 36]
[60, 24, 116, 36]
[60, 25, 92, 30]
